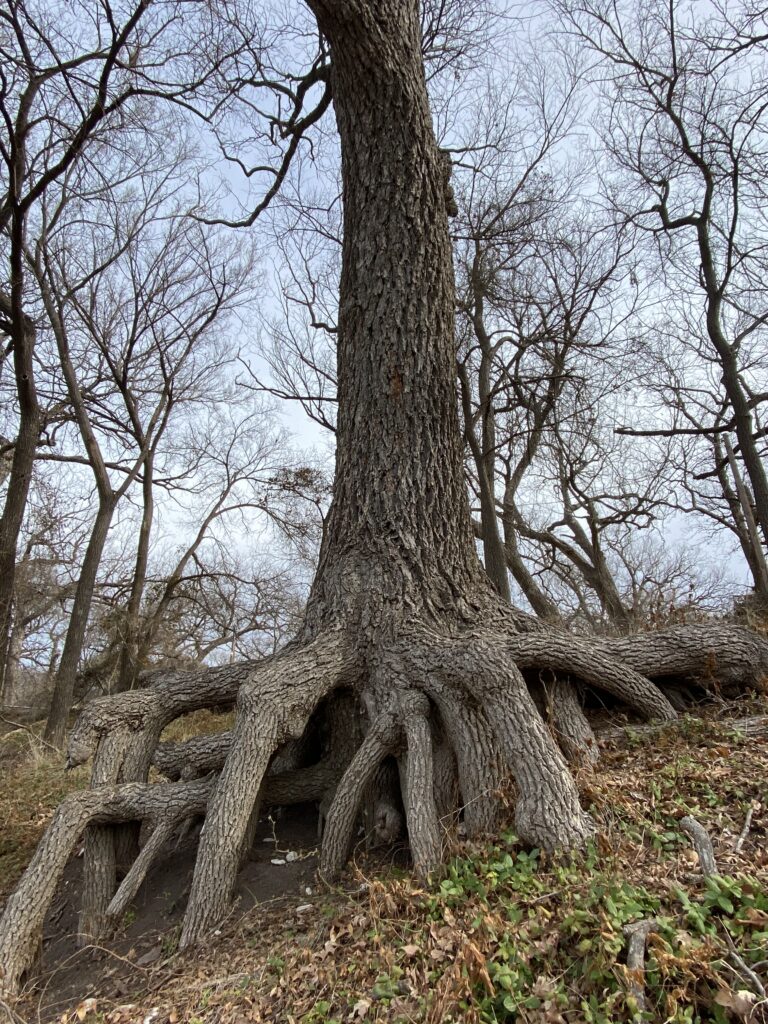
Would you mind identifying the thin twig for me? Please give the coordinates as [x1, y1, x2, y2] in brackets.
[733, 802, 756, 855]
[0, 714, 60, 755]
[723, 929, 766, 999]
[0, 997, 26, 1024]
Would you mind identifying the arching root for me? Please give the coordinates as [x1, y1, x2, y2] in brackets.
[178, 693, 281, 949]
[507, 632, 678, 722]
[462, 638, 594, 850]
[399, 691, 442, 876]
[319, 709, 401, 879]
[153, 732, 233, 780]
[66, 659, 256, 770]
[424, 683, 502, 836]
[69, 659, 256, 945]
[318, 630, 597, 872]
[179, 634, 356, 948]
[597, 624, 768, 691]
[543, 676, 600, 768]
[0, 632, 356, 993]
[0, 778, 213, 999]
[390, 630, 594, 850]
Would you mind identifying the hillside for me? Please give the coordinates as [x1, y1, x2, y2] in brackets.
[1, 697, 766, 1024]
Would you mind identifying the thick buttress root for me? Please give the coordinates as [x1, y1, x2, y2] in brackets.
[399, 691, 443, 875]
[179, 634, 358, 948]
[1, 619, 766, 996]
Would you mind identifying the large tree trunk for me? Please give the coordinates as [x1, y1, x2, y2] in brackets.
[2, 0, 767, 997]
[180, 0, 591, 947]
[302, 0, 488, 629]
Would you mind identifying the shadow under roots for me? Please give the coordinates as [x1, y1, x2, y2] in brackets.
[22, 803, 323, 1021]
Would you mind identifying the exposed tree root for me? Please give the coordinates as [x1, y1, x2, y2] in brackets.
[178, 634, 357, 949]
[431, 727, 459, 824]
[79, 824, 117, 947]
[598, 713, 768, 743]
[400, 691, 443, 876]
[66, 660, 256, 769]
[0, 778, 213, 998]
[106, 818, 177, 923]
[623, 919, 659, 1014]
[1, 617, 766, 996]
[506, 631, 678, 721]
[680, 815, 718, 876]
[596, 624, 768, 691]
[319, 710, 400, 880]
[153, 732, 232, 780]
[419, 680, 502, 836]
[542, 677, 600, 767]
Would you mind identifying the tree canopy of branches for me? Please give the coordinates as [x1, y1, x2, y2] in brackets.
[555, 0, 768, 597]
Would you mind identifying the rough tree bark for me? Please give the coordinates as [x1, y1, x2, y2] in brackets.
[0, 286, 40, 702]
[1, 0, 767, 998]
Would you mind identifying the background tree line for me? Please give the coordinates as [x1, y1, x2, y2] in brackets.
[0, 0, 766, 745]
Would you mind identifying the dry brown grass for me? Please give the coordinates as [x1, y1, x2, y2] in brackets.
[0, 723, 89, 903]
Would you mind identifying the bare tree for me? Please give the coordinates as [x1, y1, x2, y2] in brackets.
[454, 145, 669, 628]
[252, 227, 341, 433]
[555, 0, 768, 591]
[0, 470, 86, 712]
[141, 550, 306, 665]
[620, 330, 768, 600]
[32, 168, 253, 744]
[0, 0, 257, 693]
[2, 0, 767, 996]
[114, 400, 325, 690]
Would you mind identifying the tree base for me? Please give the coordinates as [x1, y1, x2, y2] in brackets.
[0, 615, 766, 996]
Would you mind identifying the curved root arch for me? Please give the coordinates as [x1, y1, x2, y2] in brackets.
[0, 633, 356, 996]
[506, 632, 678, 721]
[1, 618, 767, 997]
[0, 778, 213, 998]
[179, 633, 358, 947]
[597, 623, 768, 689]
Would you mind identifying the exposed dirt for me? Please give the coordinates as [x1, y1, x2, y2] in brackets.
[19, 804, 321, 1022]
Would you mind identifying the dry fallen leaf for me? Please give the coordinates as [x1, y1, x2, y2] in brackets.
[350, 997, 371, 1019]
[714, 986, 757, 1019]
[76, 998, 98, 1021]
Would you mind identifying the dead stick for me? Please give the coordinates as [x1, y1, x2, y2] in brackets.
[723, 929, 766, 998]
[733, 802, 756, 855]
[680, 816, 717, 876]
[623, 919, 658, 1014]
